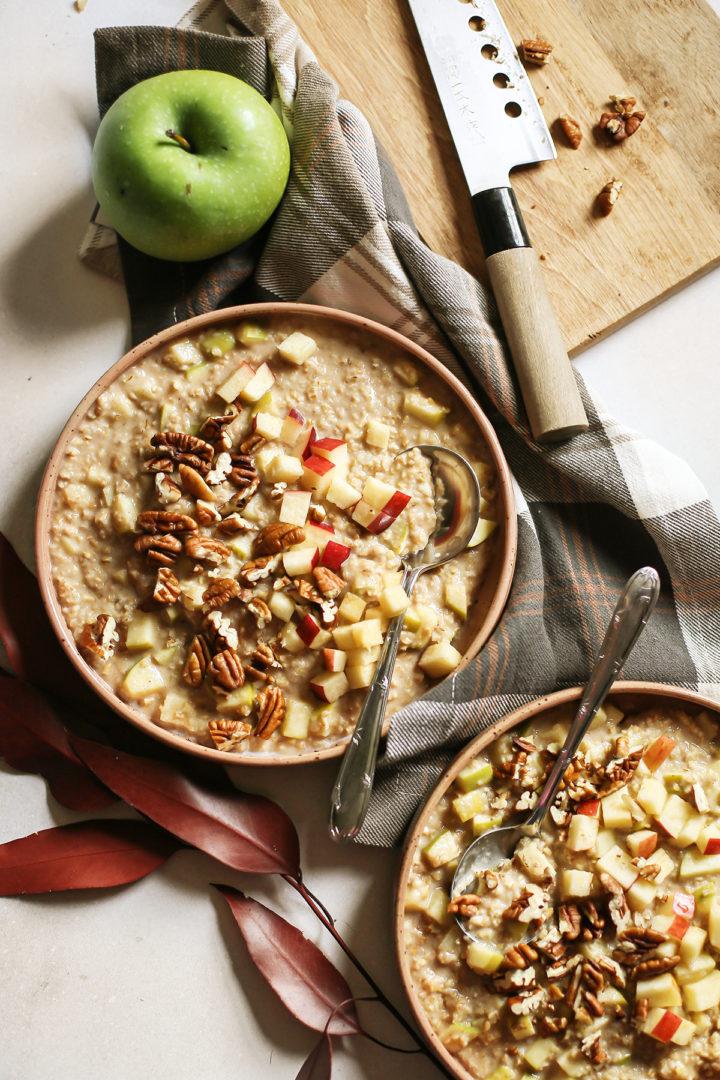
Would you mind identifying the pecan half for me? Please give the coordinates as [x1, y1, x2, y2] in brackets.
[254, 522, 306, 554]
[144, 455, 175, 473]
[600, 871, 631, 931]
[203, 611, 239, 654]
[558, 903, 582, 940]
[238, 556, 278, 585]
[559, 113, 582, 149]
[216, 512, 251, 535]
[134, 533, 183, 567]
[202, 578, 241, 610]
[520, 38, 553, 64]
[151, 431, 214, 463]
[208, 717, 251, 751]
[539, 1015, 568, 1036]
[247, 597, 272, 628]
[183, 634, 211, 687]
[255, 685, 285, 739]
[78, 614, 118, 662]
[207, 649, 245, 693]
[313, 566, 345, 598]
[448, 893, 482, 918]
[178, 463, 215, 502]
[206, 452, 233, 487]
[634, 955, 680, 977]
[293, 578, 324, 605]
[228, 452, 258, 491]
[196, 500, 222, 527]
[185, 535, 231, 565]
[251, 643, 281, 670]
[136, 510, 198, 535]
[199, 410, 237, 448]
[153, 567, 181, 604]
[239, 432, 265, 455]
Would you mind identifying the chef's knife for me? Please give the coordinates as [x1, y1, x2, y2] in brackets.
[407, 0, 588, 443]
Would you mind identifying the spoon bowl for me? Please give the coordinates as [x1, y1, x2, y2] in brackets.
[329, 444, 482, 842]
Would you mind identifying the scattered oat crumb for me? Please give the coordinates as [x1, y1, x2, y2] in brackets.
[538, 96, 545, 106]
[520, 39, 553, 65]
[74, 0, 88, 10]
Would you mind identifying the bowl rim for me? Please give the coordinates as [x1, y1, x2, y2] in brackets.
[394, 680, 720, 1080]
[35, 300, 517, 766]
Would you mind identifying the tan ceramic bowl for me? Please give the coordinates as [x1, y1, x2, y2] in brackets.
[395, 682, 720, 1080]
[36, 302, 516, 766]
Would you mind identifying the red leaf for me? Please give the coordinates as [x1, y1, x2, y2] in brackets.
[0, 819, 180, 894]
[215, 886, 361, 1036]
[295, 1034, 333, 1080]
[0, 672, 115, 811]
[71, 736, 300, 877]
[0, 532, 101, 708]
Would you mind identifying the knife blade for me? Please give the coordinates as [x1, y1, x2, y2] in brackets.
[407, 0, 588, 443]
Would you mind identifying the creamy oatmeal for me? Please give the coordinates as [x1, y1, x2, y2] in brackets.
[49, 314, 498, 755]
[402, 701, 720, 1080]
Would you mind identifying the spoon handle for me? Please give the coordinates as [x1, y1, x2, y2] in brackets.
[525, 566, 660, 832]
[329, 565, 422, 842]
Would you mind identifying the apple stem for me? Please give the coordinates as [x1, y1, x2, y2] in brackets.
[166, 128, 192, 153]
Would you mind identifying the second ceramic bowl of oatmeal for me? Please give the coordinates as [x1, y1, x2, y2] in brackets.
[36, 302, 516, 764]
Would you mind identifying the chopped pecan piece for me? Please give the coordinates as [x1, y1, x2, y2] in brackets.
[255, 685, 285, 739]
[448, 893, 482, 919]
[558, 903, 582, 940]
[546, 953, 582, 981]
[580, 1031, 607, 1065]
[580, 900, 605, 937]
[313, 566, 345, 598]
[565, 963, 583, 1008]
[634, 996, 649, 1021]
[599, 96, 645, 141]
[270, 482, 287, 500]
[154, 472, 182, 505]
[484, 870, 499, 891]
[185, 535, 231, 565]
[238, 556, 278, 585]
[595, 954, 626, 989]
[206, 452, 234, 486]
[619, 926, 667, 946]
[134, 533, 183, 567]
[539, 1015, 568, 1036]
[208, 717, 251, 751]
[512, 736, 537, 753]
[183, 634, 211, 687]
[583, 990, 605, 1018]
[582, 960, 605, 993]
[78, 614, 118, 662]
[308, 503, 326, 522]
[144, 455, 175, 474]
[246, 597, 272, 628]
[508, 989, 544, 1015]
[239, 432, 265, 455]
[199, 410, 237, 448]
[600, 871, 631, 931]
[228, 452, 258, 491]
[151, 431, 214, 462]
[203, 611, 239, 654]
[251, 643, 281, 670]
[293, 578, 324, 605]
[216, 512, 251, 535]
[207, 649, 245, 693]
[153, 567, 181, 604]
[203, 578, 241, 610]
[196, 500, 222, 526]
[136, 510, 198, 535]
[178, 463, 215, 502]
[520, 38, 553, 64]
[559, 113, 582, 148]
[597, 178, 623, 216]
[254, 522, 306, 555]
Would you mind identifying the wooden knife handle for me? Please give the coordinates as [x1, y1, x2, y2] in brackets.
[473, 188, 588, 444]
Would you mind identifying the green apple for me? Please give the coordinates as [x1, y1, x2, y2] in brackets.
[91, 70, 290, 262]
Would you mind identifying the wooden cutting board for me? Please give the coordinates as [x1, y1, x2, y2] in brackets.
[281, 0, 720, 354]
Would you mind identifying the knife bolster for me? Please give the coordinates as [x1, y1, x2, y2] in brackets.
[471, 187, 530, 256]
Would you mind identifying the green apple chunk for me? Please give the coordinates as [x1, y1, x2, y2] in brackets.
[92, 70, 290, 262]
[456, 758, 494, 792]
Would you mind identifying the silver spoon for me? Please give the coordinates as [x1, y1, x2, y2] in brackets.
[329, 444, 482, 843]
[451, 566, 661, 935]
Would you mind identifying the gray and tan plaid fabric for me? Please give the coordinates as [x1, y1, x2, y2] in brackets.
[82, 0, 720, 846]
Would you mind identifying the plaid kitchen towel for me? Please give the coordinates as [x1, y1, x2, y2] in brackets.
[82, 0, 720, 846]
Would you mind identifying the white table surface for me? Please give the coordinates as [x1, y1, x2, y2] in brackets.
[2, 2, 719, 1078]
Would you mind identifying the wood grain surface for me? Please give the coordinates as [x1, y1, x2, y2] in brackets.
[281, 0, 720, 354]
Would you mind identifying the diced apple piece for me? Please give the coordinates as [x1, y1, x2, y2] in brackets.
[312, 437, 348, 467]
[601, 789, 634, 830]
[268, 591, 295, 622]
[309, 669, 349, 703]
[345, 664, 375, 690]
[709, 900, 720, 949]
[338, 592, 366, 623]
[200, 328, 235, 357]
[239, 361, 275, 402]
[444, 580, 468, 620]
[281, 698, 312, 739]
[521, 1038, 557, 1072]
[662, 892, 696, 919]
[626, 830, 658, 859]
[676, 953, 717, 985]
[637, 972, 682, 1008]
[456, 760, 494, 793]
[680, 926, 707, 963]
[235, 320, 267, 345]
[680, 850, 720, 879]
[326, 476, 362, 510]
[349, 619, 384, 649]
[593, 829, 617, 858]
[279, 623, 305, 654]
[577, 798, 601, 818]
[393, 359, 420, 386]
[379, 583, 410, 618]
[656, 795, 693, 839]
[596, 844, 639, 889]
[472, 814, 503, 836]
[466, 941, 504, 975]
[365, 419, 390, 449]
[403, 603, 439, 635]
[697, 824, 720, 855]
[642, 1008, 684, 1044]
[637, 777, 669, 817]
[440, 1022, 481, 1050]
[467, 518, 498, 549]
[682, 969, 720, 1011]
[627, 878, 658, 912]
[567, 815, 600, 852]
[673, 812, 706, 849]
[362, 477, 397, 511]
[112, 492, 138, 533]
[695, 882, 716, 915]
[419, 642, 462, 679]
[279, 407, 305, 445]
[279, 489, 312, 527]
[282, 547, 319, 576]
[425, 887, 450, 925]
[277, 331, 316, 365]
[651, 848, 676, 883]
[422, 829, 461, 868]
[403, 390, 450, 427]
[644, 734, 677, 772]
[253, 411, 283, 439]
[322, 648, 347, 673]
[121, 656, 164, 699]
[301, 454, 336, 496]
[265, 453, 304, 484]
[345, 646, 382, 668]
[125, 613, 160, 651]
[332, 624, 358, 651]
[320, 539, 352, 572]
[217, 361, 255, 403]
[164, 338, 204, 370]
[652, 913, 692, 942]
[559, 869, 594, 899]
[297, 613, 332, 649]
[452, 789, 490, 824]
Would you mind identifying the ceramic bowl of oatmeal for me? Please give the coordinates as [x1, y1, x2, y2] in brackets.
[36, 303, 516, 764]
[397, 682, 720, 1080]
